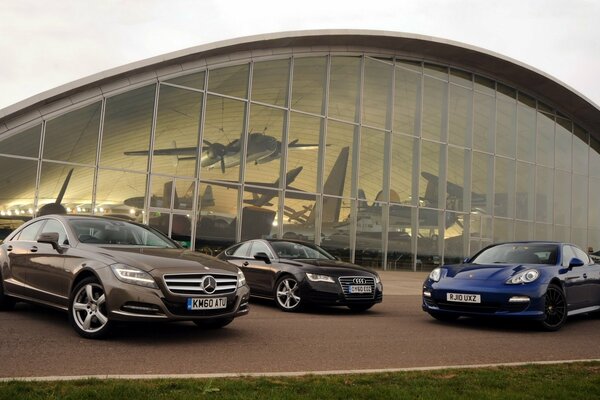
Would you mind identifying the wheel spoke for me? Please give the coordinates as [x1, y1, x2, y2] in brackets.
[85, 284, 94, 302]
[83, 313, 93, 330]
[73, 302, 88, 311]
[96, 294, 106, 307]
[95, 310, 108, 325]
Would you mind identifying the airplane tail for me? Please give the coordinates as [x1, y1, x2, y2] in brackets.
[307, 146, 349, 224]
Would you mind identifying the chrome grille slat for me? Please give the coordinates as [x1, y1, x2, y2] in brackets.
[163, 273, 237, 295]
[338, 276, 376, 300]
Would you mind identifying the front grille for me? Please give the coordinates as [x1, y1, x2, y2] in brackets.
[339, 276, 376, 300]
[163, 273, 238, 295]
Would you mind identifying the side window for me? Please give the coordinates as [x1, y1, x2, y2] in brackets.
[14, 221, 45, 241]
[250, 241, 272, 258]
[231, 242, 252, 258]
[41, 219, 69, 245]
[561, 245, 575, 267]
[571, 246, 591, 265]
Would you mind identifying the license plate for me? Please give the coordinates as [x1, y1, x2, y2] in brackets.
[349, 285, 372, 294]
[447, 293, 481, 303]
[187, 297, 227, 310]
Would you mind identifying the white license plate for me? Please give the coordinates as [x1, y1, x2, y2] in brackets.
[349, 285, 372, 294]
[187, 297, 227, 310]
[447, 293, 481, 303]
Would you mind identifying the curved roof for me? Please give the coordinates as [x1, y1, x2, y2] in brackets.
[1, 29, 599, 135]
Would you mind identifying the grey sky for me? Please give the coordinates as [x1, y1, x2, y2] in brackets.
[1, 0, 599, 111]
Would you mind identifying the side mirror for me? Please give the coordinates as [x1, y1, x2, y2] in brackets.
[37, 232, 62, 252]
[254, 252, 271, 264]
[463, 257, 471, 264]
[568, 257, 585, 269]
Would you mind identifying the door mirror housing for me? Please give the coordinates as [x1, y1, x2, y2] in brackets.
[37, 232, 62, 252]
[254, 252, 271, 264]
[568, 257, 585, 269]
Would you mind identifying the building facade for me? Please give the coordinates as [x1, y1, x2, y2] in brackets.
[1, 31, 599, 270]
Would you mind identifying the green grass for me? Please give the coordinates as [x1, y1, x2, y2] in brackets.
[1, 362, 598, 400]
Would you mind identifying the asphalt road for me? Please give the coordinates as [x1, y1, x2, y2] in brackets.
[1, 291, 599, 378]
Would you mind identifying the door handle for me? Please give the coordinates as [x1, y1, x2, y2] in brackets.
[30, 246, 38, 253]
[583, 273, 588, 279]
[242, 261, 249, 266]
[6, 245, 12, 252]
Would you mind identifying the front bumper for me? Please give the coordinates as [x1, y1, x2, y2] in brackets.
[301, 279, 383, 306]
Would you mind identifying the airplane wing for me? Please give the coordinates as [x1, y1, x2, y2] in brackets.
[124, 146, 207, 156]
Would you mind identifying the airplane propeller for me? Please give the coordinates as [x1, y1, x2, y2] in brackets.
[203, 140, 228, 173]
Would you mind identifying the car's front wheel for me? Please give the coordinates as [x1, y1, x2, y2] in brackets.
[69, 277, 113, 339]
[540, 283, 567, 331]
[274, 276, 303, 312]
[193, 317, 234, 329]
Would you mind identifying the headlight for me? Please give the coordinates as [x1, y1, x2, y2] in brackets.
[506, 269, 540, 285]
[375, 275, 381, 284]
[237, 269, 246, 287]
[110, 264, 158, 289]
[306, 273, 335, 283]
[429, 267, 442, 282]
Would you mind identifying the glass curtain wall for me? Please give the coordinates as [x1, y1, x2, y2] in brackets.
[0, 53, 599, 270]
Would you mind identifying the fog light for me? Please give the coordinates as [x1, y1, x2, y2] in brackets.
[423, 291, 432, 298]
[508, 296, 530, 303]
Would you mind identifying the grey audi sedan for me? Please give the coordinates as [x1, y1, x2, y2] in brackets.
[0, 215, 249, 339]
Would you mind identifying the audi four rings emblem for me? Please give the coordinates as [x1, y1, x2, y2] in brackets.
[201, 275, 217, 294]
[353, 277, 367, 284]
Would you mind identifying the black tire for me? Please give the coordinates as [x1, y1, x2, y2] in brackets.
[193, 317, 234, 329]
[274, 276, 303, 312]
[347, 303, 374, 312]
[539, 283, 567, 331]
[429, 311, 460, 322]
[0, 277, 16, 311]
[69, 277, 113, 339]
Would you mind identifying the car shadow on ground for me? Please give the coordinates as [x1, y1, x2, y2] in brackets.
[249, 297, 383, 316]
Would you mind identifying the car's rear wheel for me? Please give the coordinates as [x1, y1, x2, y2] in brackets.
[0, 277, 16, 311]
[69, 277, 113, 339]
[429, 311, 460, 322]
[275, 276, 303, 312]
[540, 283, 567, 331]
[347, 303, 374, 312]
[193, 317, 234, 329]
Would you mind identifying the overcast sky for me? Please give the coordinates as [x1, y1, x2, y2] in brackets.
[1, 0, 599, 111]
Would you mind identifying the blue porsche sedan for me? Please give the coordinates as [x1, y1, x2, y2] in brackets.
[422, 242, 600, 331]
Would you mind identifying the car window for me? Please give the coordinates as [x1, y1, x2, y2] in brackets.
[70, 218, 176, 247]
[41, 219, 69, 245]
[561, 245, 576, 267]
[14, 221, 45, 241]
[570, 245, 591, 265]
[250, 241, 273, 258]
[472, 243, 559, 265]
[270, 241, 334, 260]
[231, 242, 252, 258]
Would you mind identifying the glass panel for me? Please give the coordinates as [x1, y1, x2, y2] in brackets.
[207, 64, 249, 99]
[493, 218, 514, 243]
[555, 117, 572, 172]
[287, 112, 321, 193]
[324, 120, 354, 198]
[450, 69, 472, 88]
[165, 71, 205, 91]
[535, 166, 553, 223]
[0, 124, 41, 158]
[101, 85, 156, 171]
[497, 83, 516, 101]
[281, 194, 317, 242]
[553, 225, 570, 243]
[572, 125, 588, 175]
[515, 220, 534, 241]
[363, 57, 393, 130]
[471, 152, 493, 215]
[494, 157, 515, 218]
[448, 84, 471, 147]
[201, 95, 246, 181]
[151, 85, 202, 177]
[149, 176, 195, 211]
[474, 75, 495, 95]
[571, 227, 587, 251]
[291, 56, 327, 115]
[517, 100, 536, 162]
[446, 147, 467, 212]
[328, 56, 361, 123]
[44, 102, 101, 164]
[0, 156, 38, 224]
[355, 200, 384, 268]
[535, 223, 553, 240]
[589, 177, 600, 228]
[391, 134, 415, 205]
[95, 169, 146, 220]
[536, 111, 554, 167]
[421, 76, 446, 141]
[387, 204, 415, 270]
[38, 163, 94, 215]
[320, 197, 352, 262]
[252, 59, 290, 107]
[359, 128, 385, 203]
[444, 211, 467, 265]
[572, 174, 587, 228]
[495, 97, 516, 158]
[244, 105, 285, 184]
[424, 64, 447, 80]
[473, 92, 494, 153]
[394, 66, 421, 136]
[554, 170, 571, 226]
[589, 137, 600, 178]
[516, 161, 535, 221]
[241, 188, 277, 241]
[417, 208, 441, 271]
[420, 140, 442, 208]
[590, 230, 600, 255]
[196, 182, 238, 254]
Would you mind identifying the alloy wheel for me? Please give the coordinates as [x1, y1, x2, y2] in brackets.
[542, 284, 567, 330]
[71, 282, 109, 334]
[275, 277, 301, 311]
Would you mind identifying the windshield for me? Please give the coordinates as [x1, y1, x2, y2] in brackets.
[470, 243, 559, 265]
[270, 241, 335, 260]
[70, 218, 177, 248]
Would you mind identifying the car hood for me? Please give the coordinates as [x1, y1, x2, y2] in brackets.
[281, 258, 379, 276]
[444, 263, 540, 281]
[81, 245, 239, 274]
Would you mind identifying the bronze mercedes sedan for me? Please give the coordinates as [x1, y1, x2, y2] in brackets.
[0, 215, 249, 339]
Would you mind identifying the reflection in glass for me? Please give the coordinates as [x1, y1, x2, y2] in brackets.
[325, 121, 354, 198]
[320, 197, 352, 262]
[536, 166, 553, 223]
[571, 175, 587, 228]
[252, 59, 289, 108]
[493, 218, 514, 243]
[95, 169, 146, 220]
[165, 71, 205, 91]
[420, 140, 442, 208]
[571, 228, 587, 251]
[387, 204, 414, 270]
[208, 64, 249, 99]
[535, 223, 553, 241]
[196, 182, 238, 254]
[394, 65, 421, 136]
[39, 163, 94, 214]
[446, 147, 467, 212]
[101, 85, 156, 171]
[494, 157, 515, 218]
[149, 176, 195, 211]
[359, 128, 385, 202]
[473, 92, 494, 153]
[0, 156, 38, 220]
[391, 134, 415, 205]
[421, 76, 447, 141]
[417, 208, 441, 271]
[553, 225, 570, 243]
[554, 170, 571, 226]
[363, 57, 393, 130]
[242, 188, 278, 241]
[355, 200, 384, 268]
[287, 112, 322, 193]
[515, 221, 534, 241]
[44, 102, 101, 165]
[471, 152, 493, 214]
[291, 57, 327, 115]
[555, 117, 572, 172]
[517, 98, 536, 162]
[149, 212, 192, 248]
[516, 161, 535, 221]
[444, 211, 467, 265]
[572, 126, 588, 175]
[281, 194, 317, 242]
[537, 111, 555, 167]
[448, 84, 471, 147]
[244, 104, 285, 184]
[496, 97, 516, 158]
[0, 124, 41, 158]
[589, 177, 600, 228]
[329, 56, 361, 122]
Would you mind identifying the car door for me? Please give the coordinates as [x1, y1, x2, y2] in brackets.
[561, 245, 591, 310]
[3, 220, 46, 296]
[570, 245, 598, 309]
[245, 240, 278, 296]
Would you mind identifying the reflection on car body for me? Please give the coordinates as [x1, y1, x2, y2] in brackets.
[0, 215, 249, 339]
[422, 241, 600, 331]
[217, 239, 383, 312]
